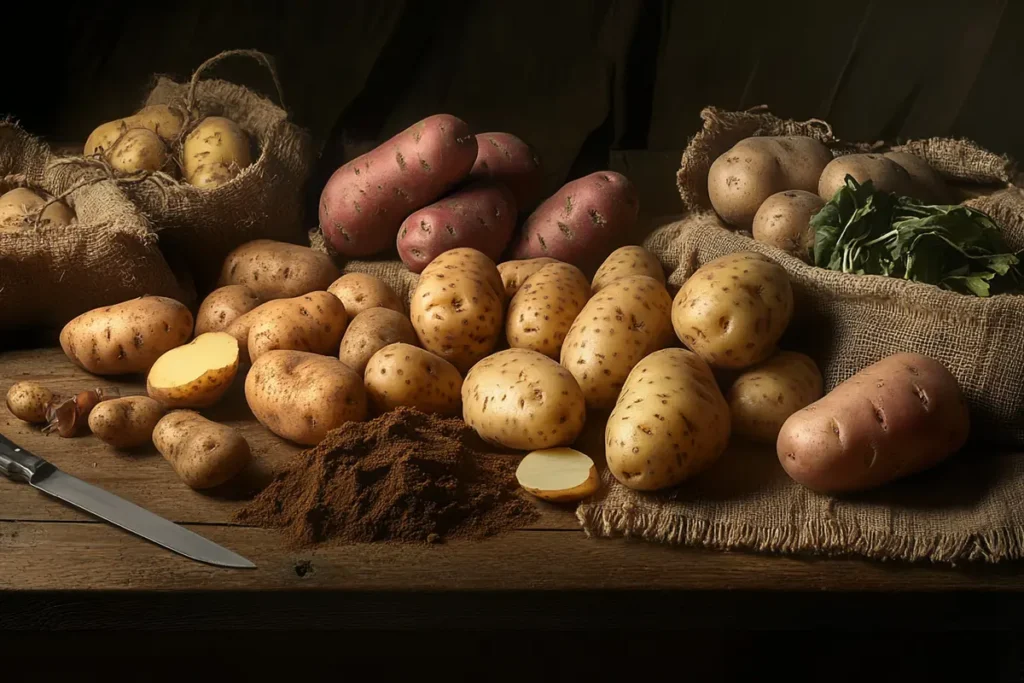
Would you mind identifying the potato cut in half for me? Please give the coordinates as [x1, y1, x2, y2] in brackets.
[147, 332, 240, 409]
[515, 447, 600, 503]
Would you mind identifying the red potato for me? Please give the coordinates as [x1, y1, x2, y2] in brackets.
[319, 114, 478, 258]
[469, 132, 544, 211]
[396, 181, 517, 273]
[509, 171, 639, 273]
[777, 353, 970, 494]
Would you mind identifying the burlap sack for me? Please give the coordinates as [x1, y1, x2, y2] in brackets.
[308, 228, 419, 308]
[0, 121, 184, 330]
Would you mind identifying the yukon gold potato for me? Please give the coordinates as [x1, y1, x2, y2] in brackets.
[0, 187, 75, 230]
[606, 348, 730, 491]
[153, 411, 251, 489]
[591, 245, 665, 293]
[6, 381, 56, 423]
[218, 239, 340, 300]
[107, 128, 172, 174]
[672, 252, 793, 370]
[327, 272, 404, 316]
[364, 343, 462, 416]
[84, 104, 184, 157]
[60, 296, 193, 375]
[235, 291, 348, 364]
[183, 116, 252, 188]
[147, 332, 240, 409]
[497, 257, 559, 298]
[88, 396, 165, 449]
[463, 348, 586, 450]
[245, 350, 368, 445]
[516, 447, 600, 503]
[339, 308, 418, 375]
[751, 190, 824, 262]
[195, 285, 262, 335]
[506, 262, 590, 358]
[727, 351, 823, 444]
[818, 153, 915, 201]
[778, 353, 969, 494]
[560, 275, 674, 410]
[410, 247, 505, 373]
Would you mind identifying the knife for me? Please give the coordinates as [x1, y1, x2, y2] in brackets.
[0, 432, 255, 569]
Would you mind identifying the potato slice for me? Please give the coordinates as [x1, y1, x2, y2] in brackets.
[515, 447, 600, 503]
[147, 332, 239, 408]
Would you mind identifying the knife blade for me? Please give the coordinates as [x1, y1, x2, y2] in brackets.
[0, 432, 255, 569]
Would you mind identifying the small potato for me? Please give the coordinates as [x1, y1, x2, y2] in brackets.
[0, 187, 75, 230]
[327, 272, 405, 316]
[560, 275, 674, 410]
[84, 104, 184, 156]
[183, 116, 252, 187]
[818, 153, 915, 201]
[497, 257, 559, 298]
[245, 350, 368, 445]
[147, 332, 240, 409]
[469, 132, 544, 211]
[218, 239, 341, 301]
[87, 396, 165, 449]
[462, 348, 586, 450]
[195, 285, 263, 335]
[727, 351, 823, 444]
[6, 381, 56, 423]
[232, 291, 348, 364]
[506, 262, 590, 358]
[751, 190, 825, 262]
[410, 248, 505, 373]
[60, 296, 194, 375]
[153, 410, 251, 489]
[606, 348, 730, 491]
[107, 128, 172, 175]
[884, 151, 948, 204]
[591, 245, 665, 294]
[364, 343, 462, 416]
[339, 308, 418, 375]
[671, 252, 793, 370]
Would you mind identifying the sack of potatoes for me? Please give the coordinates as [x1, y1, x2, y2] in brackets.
[0, 121, 186, 331]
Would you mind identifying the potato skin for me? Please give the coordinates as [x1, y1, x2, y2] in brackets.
[84, 104, 183, 156]
[884, 152, 948, 204]
[60, 297, 193, 375]
[818, 153, 915, 201]
[6, 381, 56, 423]
[497, 258, 559, 299]
[591, 246, 665, 294]
[146, 333, 240, 409]
[672, 252, 793, 370]
[506, 262, 590, 358]
[219, 239, 341, 301]
[153, 410, 251, 489]
[319, 113, 478, 257]
[195, 285, 262, 335]
[107, 128, 173, 175]
[397, 181, 517, 273]
[751, 190, 825, 262]
[244, 291, 349, 363]
[410, 248, 505, 373]
[469, 132, 544, 210]
[364, 343, 462, 416]
[327, 273, 404, 317]
[245, 350, 368, 445]
[339, 308, 418, 375]
[88, 396, 165, 449]
[727, 351, 823, 444]
[462, 348, 586, 450]
[509, 171, 639, 272]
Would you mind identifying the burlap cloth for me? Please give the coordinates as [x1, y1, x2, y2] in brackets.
[0, 121, 185, 330]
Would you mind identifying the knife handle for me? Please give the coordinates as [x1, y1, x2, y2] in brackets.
[0, 433, 51, 483]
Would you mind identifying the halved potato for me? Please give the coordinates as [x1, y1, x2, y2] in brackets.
[147, 332, 240, 408]
[515, 447, 600, 503]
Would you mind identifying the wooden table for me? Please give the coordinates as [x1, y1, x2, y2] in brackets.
[2, 347, 1023, 636]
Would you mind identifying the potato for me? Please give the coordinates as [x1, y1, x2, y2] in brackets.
[87, 396, 164, 449]
[60, 296, 193, 375]
[751, 190, 825, 262]
[509, 171, 639, 273]
[107, 128, 172, 175]
[591, 245, 665, 294]
[364, 343, 462, 415]
[183, 116, 252, 188]
[506, 262, 590, 358]
[195, 285, 262, 335]
[338, 307, 418, 375]
[708, 136, 832, 229]
[605, 348, 731, 491]
[410, 247, 505, 373]
[6, 381, 56, 423]
[218, 239, 341, 301]
[396, 181, 517, 273]
[188, 164, 236, 189]
[319, 114, 478, 257]
[229, 291, 348, 365]
[727, 351, 822, 444]
[778, 353, 969, 494]
[147, 332, 240, 408]
[497, 257, 559, 298]
[153, 410, 251, 489]
[84, 104, 184, 157]
[0, 187, 75, 230]
[245, 350, 368, 445]
[884, 152, 948, 204]
[515, 447, 599, 503]
[671, 252, 793, 370]
[818, 153, 915, 201]
[327, 272, 404, 317]
[469, 132, 544, 211]
[462, 348, 586, 450]
[560, 275, 674, 410]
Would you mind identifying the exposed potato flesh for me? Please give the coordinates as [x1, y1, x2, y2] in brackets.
[147, 332, 240, 408]
[516, 447, 600, 503]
